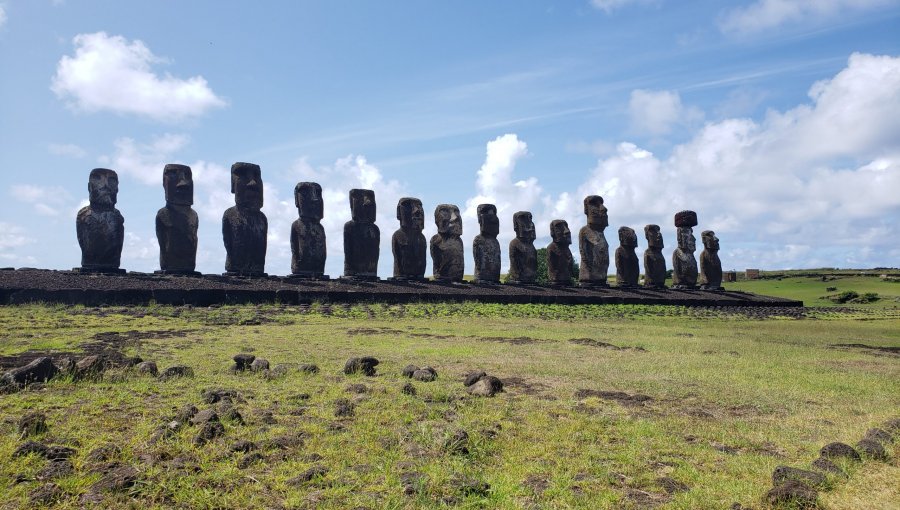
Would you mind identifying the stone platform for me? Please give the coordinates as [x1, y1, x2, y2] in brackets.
[0, 269, 802, 307]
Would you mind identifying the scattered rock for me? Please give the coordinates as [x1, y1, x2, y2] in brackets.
[334, 399, 355, 417]
[819, 442, 860, 461]
[193, 421, 225, 446]
[346, 383, 368, 394]
[87, 464, 139, 495]
[344, 357, 379, 376]
[467, 375, 503, 397]
[401, 364, 419, 378]
[772, 466, 826, 488]
[201, 388, 240, 404]
[855, 438, 888, 460]
[811, 456, 846, 476]
[86, 443, 121, 463]
[175, 404, 199, 424]
[229, 440, 257, 453]
[237, 452, 265, 469]
[863, 428, 893, 445]
[189, 409, 218, 426]
[463, 370, 487, 387]
[412, 367, 438, 382]
[18, 412, 48, 437]
[574, 389, 652, 405]
[443, 430, 470, 455]
[268, 364, 291, 377]
[29, 483, 62, 505]
[233, 353, 255, 371]
[657, 476, 690, 494]
[220, 407, 244, 425]
[765, 480, 818, 509]
[400, 472, 427, 495]
[266, 433, 304, 450]
[299, 363, 320, 374]
[158, 365, 194, 381]
[37, 459, 73, 480]
[883, 418, 900, 434]
[14, 442, 76, 460]
[288, 465, 328, 486]
[250, 358, 270, 372]
[1, 357, 59, 388]
[135, 361, 158, 376]
[74, 355, 107, 380]
[401, 382, 416, 396]
[257, 409, 277, 425]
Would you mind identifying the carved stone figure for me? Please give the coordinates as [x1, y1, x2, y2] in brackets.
[473, 204, 501, 284]
[222, 162, 267, 276]
[290, 182, 327, 278]
[343, 189, 380, 280]
[643, 224, 666, 289]
[578, 195, 609, 287]
[430, 204, 464, 282]
[672, 210, 698, 289]
[615, 226, 639, 287]
[547, 220, 574, 286]
[391, 197, 427, 280]
[156, 164, 199, 275]
[508, 211, 537, 284]
[76, 168, 125, 273]
[699, 230, 723, 290]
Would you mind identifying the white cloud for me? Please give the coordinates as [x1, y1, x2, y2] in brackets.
[589, 0, 655, 13]
[107, 133, 190, 185]
[0, 222, 32, 250]
[628, 89, 703, 136]
[10, 184, 73, 217]
[49, 143, 87, 159]
[51, 32, 226, 121]
[719, 0, 898, 35]
[0, 5, 7, 29]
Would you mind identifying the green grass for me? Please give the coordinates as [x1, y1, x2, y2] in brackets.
[725, 275, 900, 308]
[0, 302, 897, 509]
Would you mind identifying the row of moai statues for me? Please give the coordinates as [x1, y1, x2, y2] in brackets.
[75, 165, 723, 290]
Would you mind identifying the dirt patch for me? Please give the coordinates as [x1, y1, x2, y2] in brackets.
[829, 343, 900, 357]
[574, 389, 653, 406]
[503, 377, 550, 395]
[568, 338, 646, 351]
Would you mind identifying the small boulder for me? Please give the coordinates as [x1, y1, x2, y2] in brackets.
[287, 465, 328, 486]
[158, 365, 193, 381]
[346, 383, 368, 394]
[229, 440, 257, 453]
[467, 375, 504, 397]
[883, 417, 900, 434]
[400, 472, 428, 495]
[74, 355, 107, 380]
[86, 443, 122, 463]
[45, 445, 77, 460]
[463, 370, 487, 387]
[189, 409, 219, 426]
[237, 452, 265, 469]
[412, 367, 437, 382]
[299, 363, 319, 374]
[250, 358, 270, 372]
[765, 480, 818, 508]
[401, 382, 417, 396]
[18, 412, 49, 437]
[175, 404, 199, 424]
[37, 459, 73, 480]
[136, 361, 158, 377]
[233, 353, 255, 371]
[89, 464, 138, 494]
[344, 357, 379, 376]
[201, 388, 240, 405]
[29, 483, 62, 505]
[863, 428, 893, 445]
[453, 475, 490, 496]
[819, 442, 860, 461]
[1, 357, 58, 387]
[13, 441, 49, 458]
[401, 364, 419, 378]
[772, 466, 826, 488]
[811, 456, 846, 477]
[855, 438, 888, 460]
[334, 399, 355, 417]
[193, 421, 225, 446]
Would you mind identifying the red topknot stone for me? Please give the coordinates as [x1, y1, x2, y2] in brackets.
[674, 210, 697, 228]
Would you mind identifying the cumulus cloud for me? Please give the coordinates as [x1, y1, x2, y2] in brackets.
[628, 89, 703, 136]
[49, 143, 87, 159]
[10, 184, 73, 217]
[0, 222, 32, 250]
[51, 32, 226, 121]
[0, 5, 7, 29]
[106, 133, 190, 185]
[719, 0, 898, 35]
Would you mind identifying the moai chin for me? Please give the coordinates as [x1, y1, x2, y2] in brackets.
[76, 168, 125, 273]
[547, 219, 574, 286]
[222, 162, 268, 276]
[391, 197, 427, 281]
[343, 189, 380, 280]
[578, 195, 609, 287]
[672, 210, 699, 289]
[615, 226, 640, 287]
[507, 211, 537, 284]
[643, 224, 667, 289]
[430, 204, 464, 282]
[473, 203, 501, 284]
[290, 182, 328, 279]
[156, 164, 199, 275]
[699, 230, 723, 290]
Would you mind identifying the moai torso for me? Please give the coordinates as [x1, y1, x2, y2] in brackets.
[473, 235, 501, 283]
[157, 206, 198, 272]
[579, 226, 609, 283]
[643, 224, 666, 288]
[77, 206, 124, 270]
[508, 238, 536, 283]
[430, 204, 464, 281]
[699, 230, 722, 290]
[223, 206, 268, 273]
[615, 246, 639, 287]
[547, 220, 573, 285]
[392, 197, 426, 279]
[672, 211, 699, 289]
[344, 221, 380, 276]
[291, 218, 326, 274]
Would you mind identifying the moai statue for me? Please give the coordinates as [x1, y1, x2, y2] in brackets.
[672, 210, 699, 289]
[699, 230, 723, 290]
[222, 162, 268, 276]
[343, 189, 380, 280]
[547, 220, 574, 286]
[578, 195, 609, 287]
[76, 168, 125, 273]
[391, 197, 427, 281]
[615, 226, 639, 287]
[290, 182, 327, 279]
[156, 164, 199, 275]
[430, 204, 464, 282]
[643, 224, 666, 289]
[508, 211, 537, 284]
[473, 204, 501, 284]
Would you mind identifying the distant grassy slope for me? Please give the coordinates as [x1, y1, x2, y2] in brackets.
[726, 275, 900, 308]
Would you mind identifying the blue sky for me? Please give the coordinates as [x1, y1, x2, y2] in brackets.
[1, 0, 899, 276]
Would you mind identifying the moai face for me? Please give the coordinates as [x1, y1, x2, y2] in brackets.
[350, 189, 376, 223]
[584, 195, 608, 230]
[477, 204, 499, 237]
[295, 182, 323, 220]
[513, 211, 536, 242]
[619, 226, 637, 248]
[163, 164, 193, 206]
[702, 230, 719, 251]
[88, 168, 119, 209]
[231, 162, 263, 209]
[678, 227, 696, 253]
[550, 220, 571, 245]
[645, 224, 663, 250]
[435, 204, 462, 237]
[397, 197, 424, 232]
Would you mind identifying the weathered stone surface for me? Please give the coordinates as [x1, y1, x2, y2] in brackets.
[344, 357, 379, 376]
[89, 464, 138, 494]
[431, 204, 464, 282]
[77, 168, 125, 272]
[855, 438, 888, 460]
[819, 442, 860, 461]
[772, 466, 826, 488]
[508, 211, 537, 284]
[29, 483, 63, 505]
[136, 361, 158, 376]
[190, 409, 219, 426]
[401, 364, 419, 378]
[392, 197, 427, 280]
[175, 404, 199, 424]
[158, 365, 193, 381]
[473, 204, 501, 284]
[74, 355, 107, 380]
[250, 358, 270, 372]
[467, 375, 504, 397]
[233, 353, 255, 371]
[401, 382, 416, 395]
[578, 195, 609, 286]
[672, 212, 699, 289]
[37, 459, 73, 480]
[765, 480, 817, 508]
[864, 428, 893, 445]
[700, 230, 723, 290]
[156, 164, 198, 274]
[237, 451, 265, 469]
[193, 421, 225, 445]
[222, 162, 267, 276]
[2, 356, 58, 387]
[298, 363, 319, 374]
[86, 444, 122, 463]
[343, 189, 380, 279]
[18, 412, 48, 437]
[615, 226, 640, 287]
[334, 399, 355, 417]
[288, 465, 328, 485]
[811, 456, 846, 476]
[412, 367, 438, 382]
[13, 440, 50, 457]
[464, 371, 487, 387]
[291, 182, 327, 277]
[643, 224, 667, 288]
[547, 220, 574, 286]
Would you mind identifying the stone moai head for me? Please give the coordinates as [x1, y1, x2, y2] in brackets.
[295, 182, 323, 220]
[350, 189, 376, 223]
[163, 164, 193, 206]
[618, 226, 637, 248]
[584, 195, 608, 230]
[88, 168, 119, 209]
[513, 211, 536, 242]
[477, 203, 499, 238]
[550, 220, 571, 246]
[674, 210, 698, 253]
[702, 230, 719, 251]
[645, 224, 663, 250]
[397, 197, 424, 232]
[231, 162, 263, 209]
[435, 204, 462, 237]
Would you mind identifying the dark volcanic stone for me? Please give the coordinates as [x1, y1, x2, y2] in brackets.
[13, 441, 48, 458]
[2, 356, 59, 387]
[412, 367, 437, 382]
[643, 224, 667, 288]
[74, 355, 107, 380]
[401, 364, 419, 378]
[467, 375, 504, 397]
[288, 465, 328, 486]
[508, 211, 537, 284]
[473, 204, 501, 283]
[334, 399, 355, 417]
[819, 442, 861, 461]
[175, 404, 199, 424]
[772, 466, 826, 488]
[76, 169, 125, 272]
[250, 358, 270, 372]
[237, 452, 265, 469]
[811, 456, 846, 476]
[401, 382, 416, 396]
[346, 383, 368, 394]
[343, 189, 380, 279]
[90, 464, 138, 493]
[299, 363, 319, 374]
[430, 204, 464, 282]
[222, 163, 267, 275]
[615, 227, 640, 287]
[656, 476, 690, 494]
[46, 446, 77, 460]
[193, 421, 225, 445]
[86, 443, 122, 463]
[453, 475, 490, 496]
[463, 371, 487, 387]
[855, 438, 888, 460]
[233, 353, 255, 371]
[291, 182, 327, 277]
[392, 197, 427, 280]
[158, 365, 193, 381]
[547, 220, 574, 286]
[883, 418, 900, 434]
[863, 428, 893, 445]
[765, 480, 817, 508]
[37, 459, 74, 480]
[157, 164, 199, 273]
[29, 483, 63, 505]
[401, 472, 428, 495]
[229, 440, 257, 453]
[202, 388, 240, 404]
[344, 357, 379, 376]
[190, 409, 219, 426]
[18, 412, 49, 437]
[135, 361, 158, 376]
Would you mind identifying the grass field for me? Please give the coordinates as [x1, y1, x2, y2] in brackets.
[727, 274, 900, 309]
[0, 286, 898, 509]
